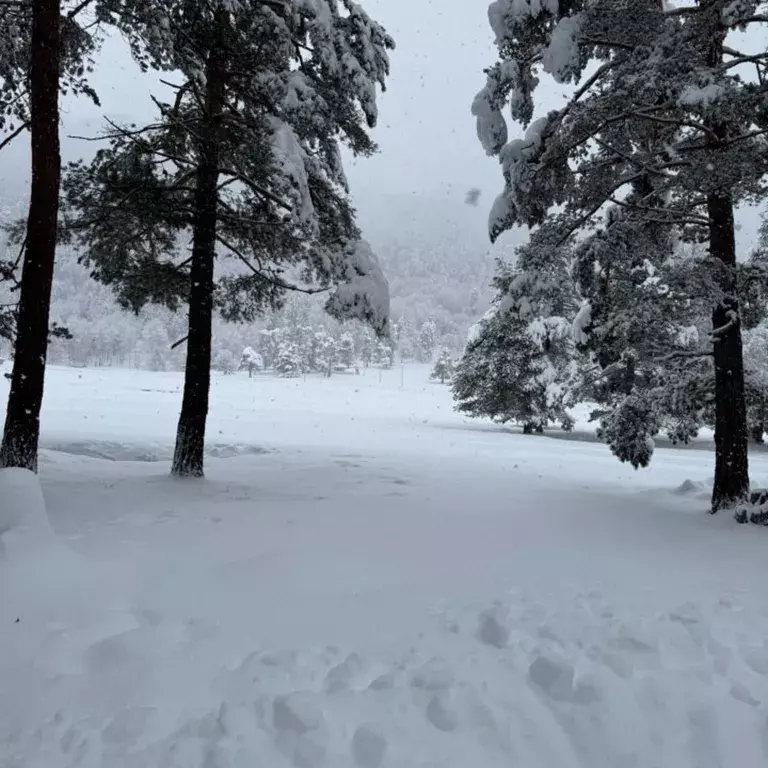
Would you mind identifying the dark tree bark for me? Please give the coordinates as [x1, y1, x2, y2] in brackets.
[709, 191, 749, 511]
[704, 3, 750, 512]
[0, 0, 61, 472]
[171, 20, 225, 478]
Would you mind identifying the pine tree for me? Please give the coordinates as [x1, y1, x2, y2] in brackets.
[418, 318, 437, 363]
[275, 341, 301, 378]
[359, 327, 376, 368]
[0, 0, 62, 471]
[258, 328, 281, 371]
[312, 330, 336, 377]
[0, 0, 111, 470]
[64, 0, 393, 477]
[337, 332, 355, 370]
[240, 345, 263, 377]
[373, 340, 394, 369]
[431, 347, 454, 384]
[453, 310, 548, 433]
[453, 242, 577, 433]
[475, 0, 768, 513]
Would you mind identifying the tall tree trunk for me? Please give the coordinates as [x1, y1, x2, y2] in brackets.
[171, 21, 225, 478]
[704, 2, 750, 512]
[709, 191, 749, 511]
[0, 0, 61, 472]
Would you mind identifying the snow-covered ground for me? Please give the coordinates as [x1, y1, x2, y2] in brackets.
[3, 363, 768, 767]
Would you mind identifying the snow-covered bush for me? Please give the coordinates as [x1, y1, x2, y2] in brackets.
[240, 346, 264, 377]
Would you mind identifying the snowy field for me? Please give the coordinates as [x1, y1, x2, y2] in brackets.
[3, 363, 768, 767]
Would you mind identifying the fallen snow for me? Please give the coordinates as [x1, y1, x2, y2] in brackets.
[2, 364, 768, 766]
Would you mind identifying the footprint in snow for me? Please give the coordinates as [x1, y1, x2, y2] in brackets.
[476, 610, 509, 649]
[425, 695, 459, 732]
[351, 725, 387, 768]
[729, 680, 760, 707]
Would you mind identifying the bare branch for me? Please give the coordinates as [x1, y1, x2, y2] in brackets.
[0, 121, 29, 153]
[218, 166, 293, 212]
[215, 233, 328, 295]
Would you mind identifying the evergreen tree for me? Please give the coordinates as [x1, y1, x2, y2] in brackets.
[337, 332, 355, 370]
[258, 328, 281, 371]
[418, 318, 437, 363]
[373, 340, 394, 369]
[474, 0, 768, 513]
[275, 341, 301, 378]
[431, 347, 454, 384]
[359, 327, 376, 368]
[240, 345, 263, 377]
[453, 242, 576, 433]
[454, 310, 549, 433]
[0, 0, 114, 470]
[312, 330, 336, 377]
[0, 0, 62, 470]
[64, 0, 393, 477]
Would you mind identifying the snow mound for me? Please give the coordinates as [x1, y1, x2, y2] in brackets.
[673, 479, 708, 496]
[0, 469, 133, 649]
[0, 467, 54, 549]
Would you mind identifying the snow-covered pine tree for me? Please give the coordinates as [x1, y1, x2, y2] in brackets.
[359, 327, 376, 368]
[431, 347, 454, 384]
[373, 340, 394, 369]
[240, 345, 263, 377]
[258, 328, 281, 371]
[418, 318, 437, 363]
[312, 330, 336, 377]
[453, 236, 577, 433]
[570, 212, 717, 467]
[336, 332, 355, 370]
[454, 310, 548, 433]
[64, 0, 393, 477]
[474, 0, 768, 513]
[275, 341, 301, 378]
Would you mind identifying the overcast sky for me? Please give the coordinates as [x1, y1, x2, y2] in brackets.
[6, 0, 765, 250]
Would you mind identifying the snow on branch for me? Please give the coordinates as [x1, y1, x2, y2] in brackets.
[325, 239, 389, 335]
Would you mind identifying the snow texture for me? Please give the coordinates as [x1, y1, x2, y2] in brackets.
[3, 365, 768, 766]
[572, 299, 592, 344]
[541, 14, 584, 83]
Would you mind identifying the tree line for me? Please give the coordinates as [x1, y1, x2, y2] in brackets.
[0, 0, 393, 477]
[464, 0, 768, 520]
